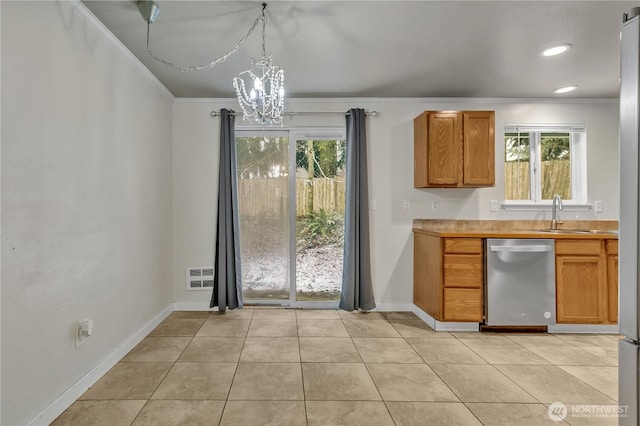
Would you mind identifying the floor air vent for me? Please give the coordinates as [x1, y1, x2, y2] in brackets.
[186, 267, 214, 290]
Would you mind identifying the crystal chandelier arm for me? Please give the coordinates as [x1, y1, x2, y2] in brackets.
[144, 4, 266, 73]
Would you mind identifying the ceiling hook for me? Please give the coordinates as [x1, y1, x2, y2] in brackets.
[138, 1, 160, 24]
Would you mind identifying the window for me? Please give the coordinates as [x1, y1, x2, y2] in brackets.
[504, 125, 587, 205]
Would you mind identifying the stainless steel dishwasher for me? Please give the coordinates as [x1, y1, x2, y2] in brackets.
[485, 239, 556, 326]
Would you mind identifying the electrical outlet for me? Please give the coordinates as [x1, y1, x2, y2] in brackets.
[75, 319, 94, 348]
[431, 200, 439, 210]
[402, 200, 411, 210]
[370, 199, 377, 211]
[490, 200, 499, 212]
[595, 200, 603, 213]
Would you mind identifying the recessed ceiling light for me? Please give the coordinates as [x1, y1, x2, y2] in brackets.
[553, 85, 578, 94]
[541, 44, 572, 57]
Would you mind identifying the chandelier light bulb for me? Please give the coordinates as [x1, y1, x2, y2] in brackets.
[233, 3, 285, 125]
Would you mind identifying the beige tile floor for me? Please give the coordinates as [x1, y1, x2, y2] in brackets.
[52, 309, 620, 426]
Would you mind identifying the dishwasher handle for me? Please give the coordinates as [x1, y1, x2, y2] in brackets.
[489, 245, 553, 253]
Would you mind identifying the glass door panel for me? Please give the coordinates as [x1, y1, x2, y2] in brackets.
[294, 138, 346, 302]
[235, 135, 290, 301]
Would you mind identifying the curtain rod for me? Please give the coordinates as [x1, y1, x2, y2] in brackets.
[209, 110, 379, 118]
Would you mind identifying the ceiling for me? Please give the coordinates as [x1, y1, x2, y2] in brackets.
[83, 1, 636, 99]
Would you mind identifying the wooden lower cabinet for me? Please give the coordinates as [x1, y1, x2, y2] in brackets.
[443, 288, 482, 321]
[555, 239, 617, 324]
[414, 234, 618, 325]
[556, 255, 606, 323]
[606, 240, 618, 323]
[413, 233, 482, 322]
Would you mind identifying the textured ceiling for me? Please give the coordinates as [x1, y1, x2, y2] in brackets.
[83, 1, 635, 99]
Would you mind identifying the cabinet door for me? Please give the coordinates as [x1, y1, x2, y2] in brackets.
[427, 112, 462, 186]
[463, 111, 495, 186]
[556, 255, 606, 323]
[607, 255, 618, 323]
[443, 288, 482, 321]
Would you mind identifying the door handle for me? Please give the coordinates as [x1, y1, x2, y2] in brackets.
[489, 245, 553, 252]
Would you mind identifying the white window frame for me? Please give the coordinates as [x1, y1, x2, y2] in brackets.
[502, 124, 589, 211]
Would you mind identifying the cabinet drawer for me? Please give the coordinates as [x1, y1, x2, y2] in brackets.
[444, 238, 482, 254]
[606, 240, 618, 255]
[443, 288, 482, 321]
[444, 255, 482, 288]
[555, 239, 602, 256]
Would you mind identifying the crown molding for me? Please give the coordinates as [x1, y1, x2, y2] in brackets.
[70, 0, 174, 100]
[174, 97, 618, 105]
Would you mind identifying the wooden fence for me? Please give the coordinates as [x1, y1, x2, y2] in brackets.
[238, 177, 346, 217]
[505, 160, 571, 200]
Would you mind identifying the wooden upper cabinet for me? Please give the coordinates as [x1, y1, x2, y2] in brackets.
[427, 112, 462, 186]
[463, 111, 495, 186]
[414, 110, 495, 188]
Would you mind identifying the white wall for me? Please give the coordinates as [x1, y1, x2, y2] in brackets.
[173, 98, 619, 308]
[1, 2, 174, 424]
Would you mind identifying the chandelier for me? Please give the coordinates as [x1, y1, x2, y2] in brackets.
[233, 4, 285, 125]
[137, 1, 285, 125]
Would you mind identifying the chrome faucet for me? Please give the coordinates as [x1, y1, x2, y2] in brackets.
[551, 194, 563, 230]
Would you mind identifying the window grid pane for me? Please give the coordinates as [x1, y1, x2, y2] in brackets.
[504, 132, 531, 200]
[540, 133, 571, 200]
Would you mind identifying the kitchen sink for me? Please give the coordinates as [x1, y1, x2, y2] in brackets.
[537, 229, 619, 235]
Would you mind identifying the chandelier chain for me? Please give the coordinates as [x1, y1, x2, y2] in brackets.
[145, 5, 265, 73]
[261, 4, 267, 59]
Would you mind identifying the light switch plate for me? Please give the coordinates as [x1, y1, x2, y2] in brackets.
[595, 200, 603, 213]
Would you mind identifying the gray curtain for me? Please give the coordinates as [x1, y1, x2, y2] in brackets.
[339, 108, 376, 311]
[210, 109, 243, 311]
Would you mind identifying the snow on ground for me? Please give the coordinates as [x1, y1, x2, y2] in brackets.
[241, 243, 342, 294]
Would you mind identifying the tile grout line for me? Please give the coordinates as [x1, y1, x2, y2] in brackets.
[126, 316, 206, 425]
[370, 316, 405, 424]
[217, 310, 253, 425]
[54, 310, 621, 425]
[295, 310, 310, 426]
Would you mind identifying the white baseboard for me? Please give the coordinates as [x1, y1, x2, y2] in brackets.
[173, 302, 217, 311]
[27, 304, 174, 426]
[174, 302, 415, 312]
[371, 303, 414, 312]
[411, 305, 437, 328]
[411, 305, 479, 331]
[548, 324, 620, 334]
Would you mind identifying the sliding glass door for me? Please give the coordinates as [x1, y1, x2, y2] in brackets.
[235, 133, 290, 301]
[294, 137, 345, 302]
[236, 129, 345, 306]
